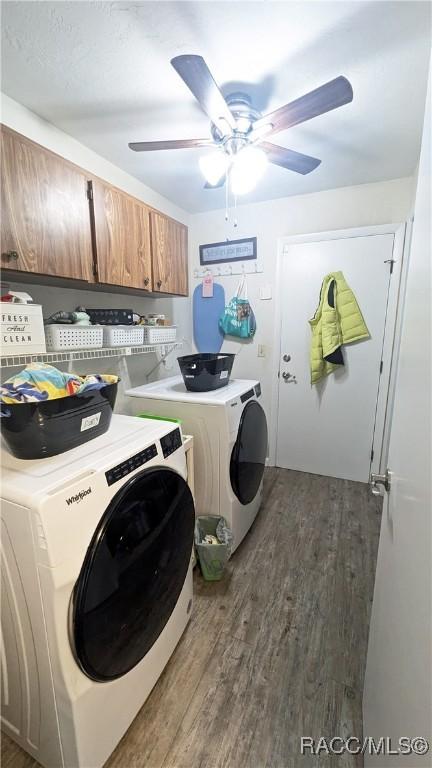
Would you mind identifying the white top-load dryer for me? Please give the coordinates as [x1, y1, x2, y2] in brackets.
[126, 376, 268, 553]
[1, 415, 194, 768]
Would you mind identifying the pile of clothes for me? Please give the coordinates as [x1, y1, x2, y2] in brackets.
[0, 363, 118, 405]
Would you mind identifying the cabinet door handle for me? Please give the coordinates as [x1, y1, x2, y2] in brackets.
[156, 279, 162, 288]
[2, 250, 19, 261]
[144, 277, 150, 287]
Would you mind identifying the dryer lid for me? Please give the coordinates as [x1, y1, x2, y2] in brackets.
[126, 376, 260, 406]
[1, 415, 179, 502]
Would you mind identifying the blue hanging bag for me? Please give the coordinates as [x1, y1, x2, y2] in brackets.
[219, 275, 256, 339]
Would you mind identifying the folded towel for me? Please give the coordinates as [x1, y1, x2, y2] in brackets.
[1, 363, 118, 405]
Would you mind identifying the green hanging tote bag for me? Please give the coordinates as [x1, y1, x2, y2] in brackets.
[219, 275, 256, 339]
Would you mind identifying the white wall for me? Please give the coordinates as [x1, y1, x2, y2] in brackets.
[1, 93, 193, 412]
[189, 177, 415, 445]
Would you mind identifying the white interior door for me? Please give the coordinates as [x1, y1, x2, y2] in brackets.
[276, 231, 395, 482]
[363, 69, 431, 765]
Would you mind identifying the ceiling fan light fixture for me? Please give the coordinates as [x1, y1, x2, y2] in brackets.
[199, 150, 230, 186]
[230, 146, 268, 195]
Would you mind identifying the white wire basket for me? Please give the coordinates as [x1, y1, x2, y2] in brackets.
[102, 325, 144, 347]
[142, 326, 177, 344]
[45, 324, 104, 352]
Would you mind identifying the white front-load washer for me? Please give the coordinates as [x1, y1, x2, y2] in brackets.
[1, 415, 194, 768]
[126, 377, 268, 553]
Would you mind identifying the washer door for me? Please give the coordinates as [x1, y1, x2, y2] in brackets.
[72, 468, 194, 682]
[230, 400, 268, 505]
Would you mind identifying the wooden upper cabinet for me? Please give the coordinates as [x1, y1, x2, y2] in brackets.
[1, 126, 93, 280]
[1, 126, 189, 297]
[90, 180, 152, 291]
[150, 212, 188, 296]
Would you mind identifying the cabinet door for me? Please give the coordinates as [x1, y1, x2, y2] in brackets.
[1, 126, 93, 280]
[150, 212, 188, 296]
[91, 180, 152, 291]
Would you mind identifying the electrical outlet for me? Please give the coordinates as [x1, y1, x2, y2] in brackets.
[257, 344, 266, 358]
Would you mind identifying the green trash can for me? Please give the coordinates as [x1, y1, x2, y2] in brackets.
[194, 516, 232, 581]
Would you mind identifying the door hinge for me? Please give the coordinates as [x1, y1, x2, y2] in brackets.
[379, 360, 383, 374]
[87, 182, 93, 201]
[370, 449, 374, 462]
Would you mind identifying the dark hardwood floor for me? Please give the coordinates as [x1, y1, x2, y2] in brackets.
[2, 468, 382, 768]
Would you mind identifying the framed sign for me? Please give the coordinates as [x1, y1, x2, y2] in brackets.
[199, 237, 257, 266]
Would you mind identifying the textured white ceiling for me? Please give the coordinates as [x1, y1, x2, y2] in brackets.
[1, 1, 430, 213]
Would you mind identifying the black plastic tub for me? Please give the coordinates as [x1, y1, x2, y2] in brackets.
[0, 382, 118, 460]
[178, 353, 235, 392]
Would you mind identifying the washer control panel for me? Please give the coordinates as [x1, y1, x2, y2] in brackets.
[240, 388, 255, 404]
[105, 443, 158, 486]
[160, 427, 182, 458]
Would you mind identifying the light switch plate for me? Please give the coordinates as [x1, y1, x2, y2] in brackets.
[257, 344, 266, 358]
[259, 284, 272, 300]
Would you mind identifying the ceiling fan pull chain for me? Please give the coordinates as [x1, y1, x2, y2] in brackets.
[225, 172, 229, 222]
[233, 194, 238, 228]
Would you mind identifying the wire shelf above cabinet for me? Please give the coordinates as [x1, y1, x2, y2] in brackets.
[1, 342, 182, 369]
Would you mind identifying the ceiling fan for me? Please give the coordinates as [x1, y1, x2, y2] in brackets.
[129, 55, 353, 194]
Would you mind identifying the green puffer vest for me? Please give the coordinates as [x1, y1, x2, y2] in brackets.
[309, 271, 370, 385]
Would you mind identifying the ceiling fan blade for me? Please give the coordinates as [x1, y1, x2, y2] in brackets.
[251, 76, 353, 139]
[171, 55, 236, 135]
[261, 142, 321, 175]
[204, 175, 226, 189]
[129, 138, 214, 152]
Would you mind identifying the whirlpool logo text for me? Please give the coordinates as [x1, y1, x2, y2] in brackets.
[65, 488, 92, 506]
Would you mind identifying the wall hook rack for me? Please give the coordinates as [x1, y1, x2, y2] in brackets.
[193, 262, 263, 279]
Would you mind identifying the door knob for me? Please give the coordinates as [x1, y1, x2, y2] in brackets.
[283, 354, 291, 362]
[282, 371, 297, 383]
[370, 469, 391, 495]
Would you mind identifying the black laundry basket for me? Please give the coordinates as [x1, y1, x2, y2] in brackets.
[178, 353, 235, 392]
[0, 381, 118, 459]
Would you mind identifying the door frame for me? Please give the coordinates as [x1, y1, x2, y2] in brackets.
[269, 222, 409, 475]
